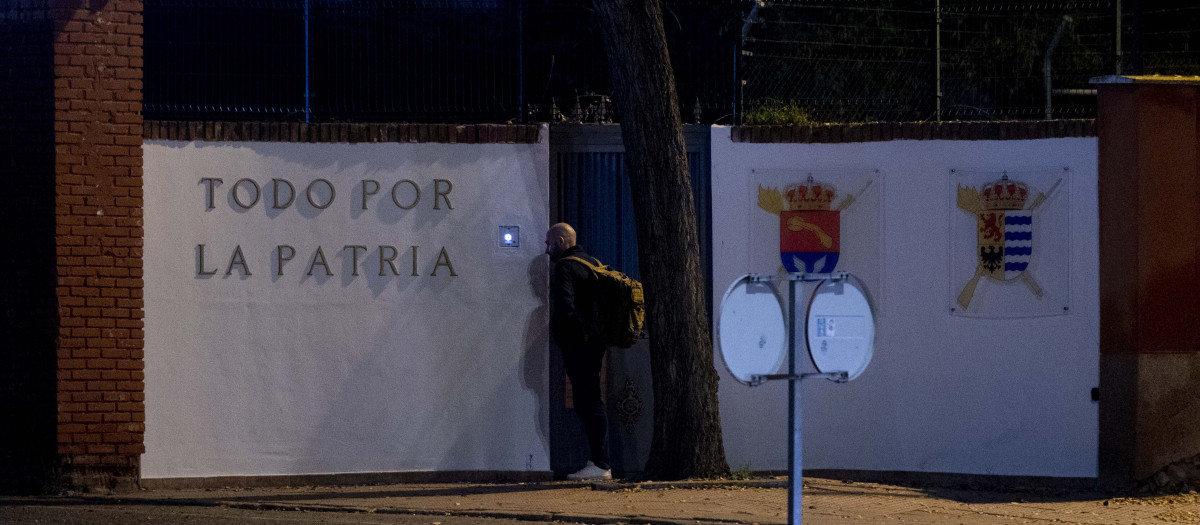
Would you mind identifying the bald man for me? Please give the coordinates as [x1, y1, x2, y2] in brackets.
[545, 223, 611, 480]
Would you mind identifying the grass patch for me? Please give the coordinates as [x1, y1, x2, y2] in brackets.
[742, 99, 812, 126]
[730, 464, 754, 480]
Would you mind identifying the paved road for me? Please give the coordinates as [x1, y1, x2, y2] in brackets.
[0, 501, 564, 525]
[3, 478, 1200, 525]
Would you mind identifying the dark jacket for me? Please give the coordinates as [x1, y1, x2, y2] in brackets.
[551, 245, 599, 349]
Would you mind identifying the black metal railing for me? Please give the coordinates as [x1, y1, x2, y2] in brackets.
[143, 0, 739, 123]
[144, 0, 1200, 124]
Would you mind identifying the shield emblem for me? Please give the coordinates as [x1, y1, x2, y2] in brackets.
[780, 210, 840, 273]
[977, 210, 1032, 281]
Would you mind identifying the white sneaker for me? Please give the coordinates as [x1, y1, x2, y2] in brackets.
[567, 461, 612, 480]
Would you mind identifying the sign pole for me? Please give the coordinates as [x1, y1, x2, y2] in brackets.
[718, 272, 867, 525]
[787, 277, 803, 525]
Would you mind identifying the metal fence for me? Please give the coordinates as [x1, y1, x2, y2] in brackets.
[740, 0, 1200, 123]
[143, 0, 1200, 124]
[144, 0, 524, 122]
[143, 0, 739, 123]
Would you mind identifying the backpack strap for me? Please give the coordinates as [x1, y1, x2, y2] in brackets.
[562, 255, 602, 272]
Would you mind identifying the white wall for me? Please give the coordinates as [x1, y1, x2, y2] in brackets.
[142, 131, 550, 478]
[712, 128, 1099, 478]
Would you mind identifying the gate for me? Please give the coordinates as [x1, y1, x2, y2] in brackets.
[548, 124, 712, 477]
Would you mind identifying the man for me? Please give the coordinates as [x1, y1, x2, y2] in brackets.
[545, 222, 612, 481]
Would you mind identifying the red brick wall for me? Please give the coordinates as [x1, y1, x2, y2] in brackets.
[143, 121, 543, 144]
[731, 119, 1096, 143]
[51, 0, 145, 488]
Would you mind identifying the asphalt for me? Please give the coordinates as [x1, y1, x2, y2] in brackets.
[9, 476, 1200, 525]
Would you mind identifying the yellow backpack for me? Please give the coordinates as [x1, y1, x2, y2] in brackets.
[563, 256, 646, 348]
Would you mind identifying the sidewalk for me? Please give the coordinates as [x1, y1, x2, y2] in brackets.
[72, 477, 1200, 525]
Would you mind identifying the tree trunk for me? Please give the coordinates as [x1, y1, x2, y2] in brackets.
[591, 0, 729, 480]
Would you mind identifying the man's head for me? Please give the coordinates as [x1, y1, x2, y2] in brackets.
[545, 223, 577, 261]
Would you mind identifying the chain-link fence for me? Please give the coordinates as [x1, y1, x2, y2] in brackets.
[739, 1, 934, 123]
[143, 0, 1200, 124]
[740, 0, 1200, 123]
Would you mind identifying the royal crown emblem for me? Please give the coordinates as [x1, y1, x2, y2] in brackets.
[980, 177, 1029, 210]
[786, 181, 836, 211]
[956, 173, 1061, 309]
[758, 175, 871, 276]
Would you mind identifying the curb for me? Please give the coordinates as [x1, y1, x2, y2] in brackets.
[4, 479, 793, 525]
[590, 479, 788, 491]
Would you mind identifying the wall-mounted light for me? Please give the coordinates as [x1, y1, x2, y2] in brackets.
[498, 225, 519, 248]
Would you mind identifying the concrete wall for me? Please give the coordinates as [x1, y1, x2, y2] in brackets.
[141, 131, 550, 479]
[712, 128, 1100, 478]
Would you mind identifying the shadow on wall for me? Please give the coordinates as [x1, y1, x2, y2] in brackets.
[429, 253, 552, 473]
[0, 12, 59, 493]
[283, 253, 550, 474]
[167, 140, 496, 177]
[523, 255, 551, 451]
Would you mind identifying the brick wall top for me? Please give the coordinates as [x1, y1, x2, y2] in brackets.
[731, 119, 1096, 143]
[143, 121, 542, 144]
[143, 120, 1093, 145]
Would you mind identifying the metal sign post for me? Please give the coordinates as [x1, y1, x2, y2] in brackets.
[717, 271, 872, 525]
[785, 275, 847, 525]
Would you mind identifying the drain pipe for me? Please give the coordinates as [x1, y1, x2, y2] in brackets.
[1044, 15, 1073, 120]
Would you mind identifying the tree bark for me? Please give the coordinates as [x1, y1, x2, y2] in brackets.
[591, 0, 729, 479]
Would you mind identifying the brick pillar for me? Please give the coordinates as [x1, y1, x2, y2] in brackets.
[51, 0, 146, 489]
[1094, 75, 1200, 489]
[0, 0, 145, 491]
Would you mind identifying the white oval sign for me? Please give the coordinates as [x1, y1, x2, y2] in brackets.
[717, 275, 786, 385]
[805, 278, 874, 381]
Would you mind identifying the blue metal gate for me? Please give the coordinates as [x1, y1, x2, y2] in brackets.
[548, 124, 712, 477]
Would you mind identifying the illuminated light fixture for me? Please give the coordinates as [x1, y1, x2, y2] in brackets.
[498, 225, 519, 248]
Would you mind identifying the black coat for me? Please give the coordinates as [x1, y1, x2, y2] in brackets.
[551, 245, 599, 349]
